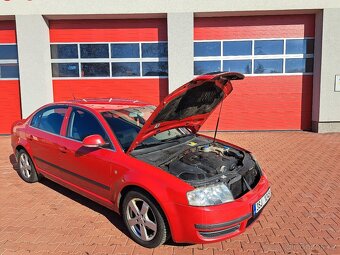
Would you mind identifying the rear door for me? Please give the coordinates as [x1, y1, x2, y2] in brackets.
[57, 107, 114, 201]
[27, 105, 68, 178]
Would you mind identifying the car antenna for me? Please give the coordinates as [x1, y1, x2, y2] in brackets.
[213, 101, 223, 144]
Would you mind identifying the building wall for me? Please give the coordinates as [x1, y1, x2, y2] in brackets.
[0, 1, 339, 132]
[316, 8, 340, 132]
[1, 0, 339, 15]
[16, 15, 53, 118]
[167, 12, 193, 93]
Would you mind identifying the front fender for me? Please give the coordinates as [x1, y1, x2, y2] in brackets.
[113, 155, 193, 242]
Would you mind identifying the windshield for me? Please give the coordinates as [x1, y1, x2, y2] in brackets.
[101, 106, 192, 151]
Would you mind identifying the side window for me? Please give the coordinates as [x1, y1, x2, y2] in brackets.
[30, 112, 42, 128]
[31, 106, 67, 135]
[67, 109, 108, 142]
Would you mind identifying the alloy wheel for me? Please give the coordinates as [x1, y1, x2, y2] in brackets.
[19, 153, 32, 179]
[126, 198, 157, 241]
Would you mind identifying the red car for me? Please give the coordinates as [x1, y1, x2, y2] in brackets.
[11, 72, 271, 248]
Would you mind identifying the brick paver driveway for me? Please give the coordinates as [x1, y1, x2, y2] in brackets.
[0, 132, 339, 255]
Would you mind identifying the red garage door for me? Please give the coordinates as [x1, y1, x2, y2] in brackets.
[49, 19, 168, 106]
[195, 15, 315, 131]
[0, 21, 21, 134]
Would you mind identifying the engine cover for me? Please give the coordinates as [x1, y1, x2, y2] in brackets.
[167, 146, 240, 181]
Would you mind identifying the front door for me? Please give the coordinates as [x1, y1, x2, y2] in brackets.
[57, 107, 115, 203]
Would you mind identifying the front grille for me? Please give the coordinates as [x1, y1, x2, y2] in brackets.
[199, 224, 240, 238]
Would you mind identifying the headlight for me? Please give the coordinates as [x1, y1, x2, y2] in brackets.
[187, 183, 234, 206]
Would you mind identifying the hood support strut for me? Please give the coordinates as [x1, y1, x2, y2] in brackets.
[213, 97, 224, 144]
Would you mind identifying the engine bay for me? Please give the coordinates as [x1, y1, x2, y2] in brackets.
[166, 144, 243, 181]
[131, 136, 261, 199]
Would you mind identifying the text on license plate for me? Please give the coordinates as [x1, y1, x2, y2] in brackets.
[253, 188, 271, 215]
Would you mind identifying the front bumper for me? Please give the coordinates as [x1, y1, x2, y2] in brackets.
[168, 175, 270, 244]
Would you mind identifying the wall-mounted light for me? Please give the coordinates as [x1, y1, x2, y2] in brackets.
[335, 75, 340, 92]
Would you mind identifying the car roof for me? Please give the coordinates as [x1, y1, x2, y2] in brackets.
[57, 98, 152, 111]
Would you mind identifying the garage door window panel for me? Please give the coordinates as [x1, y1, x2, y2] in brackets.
[194, 42, 221, 57]
[285, 58, 313, 73]
[0, 64, 19, 78]
[223, 60, 252, 74]
[0, 45, 18, 59]
[254, 40, 284, 55]
[194, 61, 221, 75]
[51, 44, 78, 59]
[223, 41, 252, 56]
[111, 43, 139, 58]
[52, 63, 79, 77]
[142, 62, 168, 76]
[142, 43, 168, 58]
[254, 59, 283, 74]
[112, 62, 140, 77]
[286, 39, 314, 54]
[80, 44, 109, 58]
[81, 63, 110, 77]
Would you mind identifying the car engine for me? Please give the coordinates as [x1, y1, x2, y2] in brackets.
[167, 144, 242, 180]
[131, 137, 262, 199]
[163, 143, 261, 198]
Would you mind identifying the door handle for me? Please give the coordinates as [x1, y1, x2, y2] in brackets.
[27, 135, 33, 141]
[59, 146, 68, 153]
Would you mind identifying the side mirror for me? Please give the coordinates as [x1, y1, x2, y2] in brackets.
[82, 134, 106, 148]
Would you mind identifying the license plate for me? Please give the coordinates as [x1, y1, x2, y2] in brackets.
[253, 188, 271, 216]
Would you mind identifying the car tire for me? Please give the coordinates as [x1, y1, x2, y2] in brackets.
[17, 150, 40, 183]
[122, 190, 169, 248]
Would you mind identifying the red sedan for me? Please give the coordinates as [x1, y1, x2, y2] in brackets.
[11, 72, 271, 248]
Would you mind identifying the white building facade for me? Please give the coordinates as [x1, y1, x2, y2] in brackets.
[0, 0, 339, 133]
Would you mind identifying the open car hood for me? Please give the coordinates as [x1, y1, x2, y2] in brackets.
[127, 72, 244, 153]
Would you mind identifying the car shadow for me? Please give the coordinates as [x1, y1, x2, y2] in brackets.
[8, 153, 189, 247]
[9, 153, 128, 236]
[9, 153, 19, 171]
[39, 177, 130, 236]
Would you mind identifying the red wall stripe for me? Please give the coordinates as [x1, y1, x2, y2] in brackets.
[0, 20, 16, 43]
[53, 79, 168, 106]
[0, 21, 20, 134]
[194, 14, 315, 40]
[50, 19, 167, 42]
[0, 81, 21, 134]
[202, 75, 313, 131]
